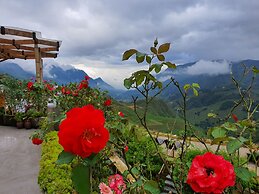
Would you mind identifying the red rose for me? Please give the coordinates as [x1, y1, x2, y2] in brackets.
[187, 152, 235, 194]
[46, 84, 55, 91]
[58, 105, 109, 158]
[32, 138, 43, 145]
[61, 86, 66, 94]
[104, 99, 112, 106]
[78, 80, 88, 90]
[232, 114, 238, 122]
[72, 91, 79, 96]
[85, 75, 90, 80]
[124, 146, 128, 153]
[27, 81, 34, 90]
[118, 112, 124, 117]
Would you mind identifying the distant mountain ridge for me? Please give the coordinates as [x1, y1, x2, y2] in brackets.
[0, 62, 117, 93]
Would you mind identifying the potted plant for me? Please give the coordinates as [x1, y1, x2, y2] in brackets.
[23, 110, 32, 129]
[14, 112, 25, 129]
[30, 110, 44, 128]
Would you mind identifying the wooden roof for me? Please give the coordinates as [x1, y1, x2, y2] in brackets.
[0, 26, 61, 62]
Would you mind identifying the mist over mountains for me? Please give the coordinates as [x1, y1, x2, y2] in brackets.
[0, 59, 258, 101]
[0, 62, 118, 93]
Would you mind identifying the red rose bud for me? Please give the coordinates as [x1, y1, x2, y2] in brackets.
[85, 75, 90, 80]
[232, 114, 238, 122]
[78, 80, 88, 90]
[118, 112, 124, 117]
[27, 81, 34, 90]
[32, 138, 43, 145]
[61, 86, 66, 94]
[72, 91, 78, 96]
[124, 146, 128, 153]
[104, 99, 112, 106]
[46, 84, 54, 91]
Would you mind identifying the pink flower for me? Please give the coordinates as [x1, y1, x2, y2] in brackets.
[108, 174, 126, 194]
[99, 183, 113, 194]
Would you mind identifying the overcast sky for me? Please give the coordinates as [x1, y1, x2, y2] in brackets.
[1, 0, 259, 88]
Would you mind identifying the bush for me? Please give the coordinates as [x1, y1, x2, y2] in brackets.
[38, 131, 75, 194]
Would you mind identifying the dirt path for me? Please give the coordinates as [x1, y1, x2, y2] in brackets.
[0, 126, 42, 194]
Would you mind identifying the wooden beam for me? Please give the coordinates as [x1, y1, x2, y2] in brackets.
[41, 52, 57, 58]
[0, 44, 35, 51]
[38, 39, 60, 47]
[15, 39, 34, 45]
[1, 26, 35, 38]
[0, 49, 35, 56]
[0, 38, 13, 44]
[34, 45, 42, 83]
[40, 47, 59, 52]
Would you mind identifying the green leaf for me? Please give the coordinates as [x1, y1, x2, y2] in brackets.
[146, 55, 152, 64]
[124, 78, 133, 89]
[192, 88, 199, 96]
[154, 64, 163, 73]
[83, 153, 99, 167]
[165, 62, 176, 69]
[158, 43, 170, 54]
[131, 167, 140, 176]
[235, 167, 256, 182]
[211, 137, 229, 144]
[136, 52, 145, 63]
[222, 122, 238, 131]
[155, 81, 163, 89]
[227, 138, 244, 154]
[208, 113, 217, 118]
[150, 47, 157, 54]
[144, 180, 160, 194]
[136, 74, 145, 86]
[211, 127, 226, 138]
[72, 165, 90, 194]
[56, 150, 76, 165]
[252, 66, 259, 74]
[192, 83, 200, 89]
[183, 84, 191, 91]
[149, 64, 156, 72]
[157, 54, 165, 61]
[122, 49, 137, 60]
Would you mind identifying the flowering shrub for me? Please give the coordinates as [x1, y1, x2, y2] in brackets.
[33, 39, 258, 194]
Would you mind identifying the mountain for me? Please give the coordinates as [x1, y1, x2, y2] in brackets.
[0, 62, 117, 92]
[158, 59, 259, 98]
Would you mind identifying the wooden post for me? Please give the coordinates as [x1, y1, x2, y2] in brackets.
[34, 44, 43, 83]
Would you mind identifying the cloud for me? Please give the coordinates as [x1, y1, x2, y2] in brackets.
[1, 0, 259, 87]
[185, 60, 230, 75]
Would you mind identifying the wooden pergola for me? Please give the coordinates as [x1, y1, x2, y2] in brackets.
[0, 26, 61, 83]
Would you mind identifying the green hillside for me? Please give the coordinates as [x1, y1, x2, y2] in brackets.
[113, 99, 185, 133]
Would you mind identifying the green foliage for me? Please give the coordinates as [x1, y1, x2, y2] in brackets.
[38, 131, 75, 194]
[124, 126, 164, 179]
[72, 165, 91, 194]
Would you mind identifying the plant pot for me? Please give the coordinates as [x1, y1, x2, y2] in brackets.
[24, 119, 32, 129]
[0, 114, 3, 125]
[31, 118, 40, 129]
[3, 115, 16, 126]
[16, 121, 24, 129]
